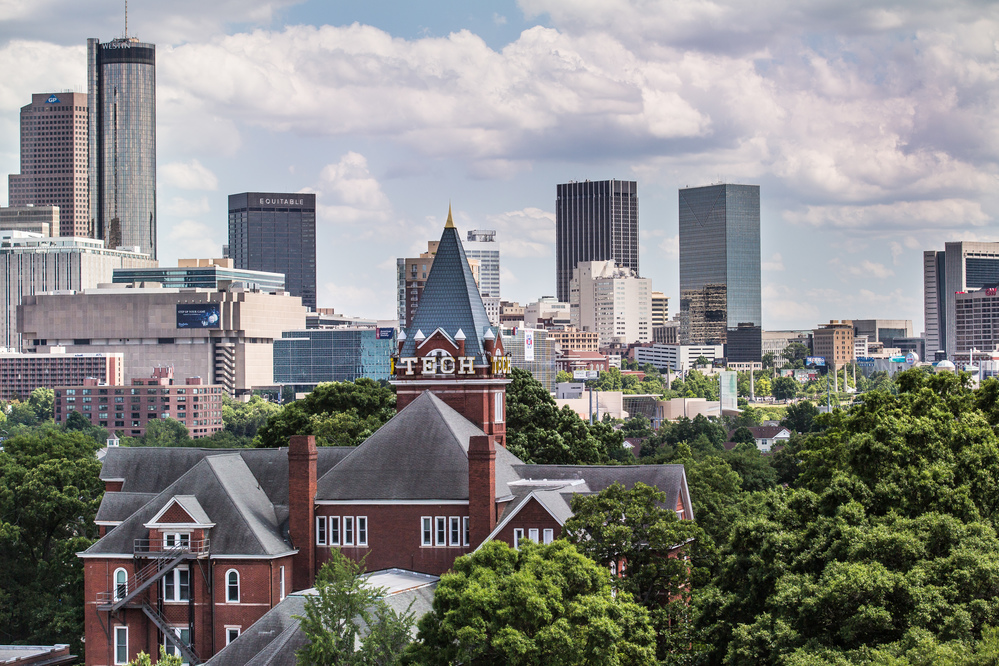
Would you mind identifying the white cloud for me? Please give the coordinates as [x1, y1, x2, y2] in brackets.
[762, 252, 784, 271]
[320, 280, 395, 320]
[163, 195, 211, 217]
[659, 235, 679, 260]
[315, 152, 393, 225]
[847, 260, 894, 279]
[160, 160, 219, 191]
[482, 207, 555, 258]
[166, 219, 222, 260]
[784, 199, 990, 233]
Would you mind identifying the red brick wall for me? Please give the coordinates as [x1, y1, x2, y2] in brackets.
[105, 481, 123, 492]
[494, 498, 562, 547]
[212, 559, 286, 650]
[316, 504, 471, 576]
[157, 503, 194, 524]
[288, 436, 317, 590]
[468, 435, 495, 546]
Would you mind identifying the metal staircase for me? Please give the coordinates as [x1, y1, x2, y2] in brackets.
[140, 601, 200, 665]
[96, 539, 210, 611]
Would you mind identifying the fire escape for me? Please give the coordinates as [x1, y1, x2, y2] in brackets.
[96, 538, 211, 665]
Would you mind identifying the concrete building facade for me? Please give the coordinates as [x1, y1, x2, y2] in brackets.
[812, 320, 854, 369]
[19, 286, 307, 395]
[464, 230, 501, 325]
[0, 205, 58, 236]
[8, 93, 90, 238]
[924, 242, 999, 359]
[0, 349, 123, 400]
[569, 260, 651, 345]
[633, 343, 725, 372]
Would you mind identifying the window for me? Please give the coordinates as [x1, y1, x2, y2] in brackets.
[495, 392, 504, 423]
[226, 569, 239, 602]
[316, 516, 327, 545]
[164, 628, 191, 666]
[543, 528, 554, 544]
[435, 517, 446, 546]
[528, 528, 539, 543]
[164, 533, 190, 549]
[463, 517, 470, 546]
[225, 628, 240, 645]
[114, 626, 128, 665]
[513, 528, 525, 549]
[357, 516, 368, 547]
[164, 567, 190, 602]
[114, 568, 128, 601]
[280, 566, 286, 600]
[422, 517, 432, 546]
[330, 517, 340, 545]
[344, 517, 354, 546]
[449, 517, 460, 546]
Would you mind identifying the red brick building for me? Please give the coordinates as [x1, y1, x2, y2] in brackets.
[79, 214, 694, 665]
[55, 366, 224, 438]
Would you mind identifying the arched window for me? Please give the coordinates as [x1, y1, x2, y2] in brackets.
[226, 569, 239, 603]
[114, 568, 128, 601]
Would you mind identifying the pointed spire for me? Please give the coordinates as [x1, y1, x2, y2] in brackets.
[454, 328, 466, 341]
[445, 202, 455, 229]
[414, 329, 426, 342]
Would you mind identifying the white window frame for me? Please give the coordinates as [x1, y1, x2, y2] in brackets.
[495, 392, 504, 422]
[343, 516, 355, 546]
[543, 528, 554, 544]
[513, 528, 525, 549]
[329, 516, 340, 546]
[528, 528, 539, 543]
[316, 516, 327, 545]
[357, 516, 368, 547]
[163, 532, 190, 549]
[225, 569, 239, 603]
[164, 628, 191, 666]
[114, 626, 128, 665]
[463, 517, 470, 546]
[225, 627, 240, 646]
[449, 517, 461, 546]
[163, 566, 190, 602]
[435, 516, 446, 546]
[279, 566, 285, 601]
[113, 567, 128, 601]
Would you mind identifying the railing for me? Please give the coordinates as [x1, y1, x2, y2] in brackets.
[96, 559, 161, 605]
[140, 601, 201, 665]
[133, 538, 210, 557]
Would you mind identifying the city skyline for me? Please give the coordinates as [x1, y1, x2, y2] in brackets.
[1, 1, 997, 332]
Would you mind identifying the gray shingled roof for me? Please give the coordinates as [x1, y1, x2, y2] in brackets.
[398, 223, 496, 364]
[513, 464, 687, 509]
[84, 454, 291, 557]
[95, 492, 157, 523]
[99, 446, 353, 506]
[316, 391, 524, 501]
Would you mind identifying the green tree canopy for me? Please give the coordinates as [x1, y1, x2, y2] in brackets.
[136, 417, 191, 447]
[405, 540, 657, 665]
[772, 376, 798, 401]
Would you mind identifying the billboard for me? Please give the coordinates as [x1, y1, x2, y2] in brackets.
[573, 370, 599, 380]
[524, 329, 535, 361]
[375, 327, 395, 340]
[805, 356, 826, 367]
[176, 304, 221, 329]
[719, 370, 737, 412]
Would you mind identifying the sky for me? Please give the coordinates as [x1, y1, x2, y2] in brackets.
[1, 0, 998, 333]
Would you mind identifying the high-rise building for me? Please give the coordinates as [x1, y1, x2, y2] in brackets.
[678, 183, 761, 348]
[228, 192, 317, 311]
[8, 93, 89, 237]
[555, 179, 639, 303]
[569, 260, 651, 345]
[396, 230, 483, 329]
[464, 229, 501, 325]
[812, 320, 854, 369]
[88, 37, 157, 257]
[651, 291, 669, 327]
[923, 242, 999, 359]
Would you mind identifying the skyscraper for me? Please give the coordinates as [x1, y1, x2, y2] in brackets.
[8, 92, 90, 237]
[228, 192, 317, 311]
[678, 183, 761, 351]
[88, 36, 157, 257]
[464, 229, 501, 325]
[555, 179, 639, 303]
[923, 242, 999, 359]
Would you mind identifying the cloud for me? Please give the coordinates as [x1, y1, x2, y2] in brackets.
[784, 199, 990, 233]
[160, 160, 219, 191]
[163, 195, 211, 217]
[166, 219, 222, 259]
[320, 280, 395, 320]
[659, 235, 679, 260]
[847, 260, 894, 279]
[315, 152, 393, 225]
[482, 207, 555, 258]
[762, 252, 784, 271]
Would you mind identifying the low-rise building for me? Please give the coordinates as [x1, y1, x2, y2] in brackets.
[524, 296, 570, 329]
[546, 327, 600, 352]
[812, 320, 854, 369]
[0, 348, 123, 400]
[273, 327, 396, 388]
[634, 343, 724, 372]
[0, 204, 57, 236]
[113, 258, 285, 292]
[54, 366, 224, 438]
[556, 350, 609, 373]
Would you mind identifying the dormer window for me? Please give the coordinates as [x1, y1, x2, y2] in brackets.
[164, 533, 190, 549]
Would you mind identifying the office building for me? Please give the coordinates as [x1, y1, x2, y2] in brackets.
[762, 330, 812, 361]
[502, 327, 558, 391]
[464, 229, 501, 325]
[726, 322, 762, 363]
[54, 367, 223, 438]
[545, 328, 600, 353]
[88, 37, 157, 257]
[8, 93, 89, 237]
[228, 193, 317, 311]
[634, 343, 725, 372]
[852, 319, 914, 349]
[274, 327, 396, 388]
[678, 183, 761, 346]
[924, 242, 999, 359]
[0, 349, 123, 401]
[569, 260, 651, 345]
[555, 179, 639, 303]
[654, 321, 679, 345]
[0, 231, 155, 349]
[651, 291, 669, 327]
[953, 288, 999, 357]
[0, 205, 57, 236]
[113, 257, 285, 292]
[19, 285, 307, 395]
[812, 320, 854, 368]
[524, 296, 571, 329]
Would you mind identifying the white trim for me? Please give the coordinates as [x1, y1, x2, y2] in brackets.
[343, 516, 355, 546]
[329, 516, 341, 546]
[78, 552, 135, 559]
[103, 477, 126, 483]
[416, 327, 457, 350]
[209, 550, 298, 560]
[476, 492, 564, 550]
[315, 516, 327, 546]
[114, 625, 128, 665]
[145, 497, 214, 529]
[421, 516, 432, 546]
[316, 499, 469, 506]
[113, 567, 128, 602]
[449, 516, 461, 547]
[225, 569, 240, 603]
[513, 528, 525, 549]
[463, 516, 470, 546]
[95, 520, 123, 526]
[434, 516, 446, 547]
[225, 627, 240, 646]
[144, 522, 215, 529]
[509, 479, 585, 487]
[679, 472, 695, 522]
[279, 566, 285, 601]
[543, 528, 554, 544]
[357, 516, 368, 547]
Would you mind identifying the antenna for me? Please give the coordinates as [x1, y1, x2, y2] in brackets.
[124, 0, 128, 38]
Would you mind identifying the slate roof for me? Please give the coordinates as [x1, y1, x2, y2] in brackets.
[513, 463, 687, 503]
[84, 454, 292, 557]
[316, 391, 524, 501]
[398, 219, 497, 364]
[95, 492, 157, 523]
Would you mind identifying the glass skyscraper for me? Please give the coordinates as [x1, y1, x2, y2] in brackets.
[88, 37, 157, 258]
[678, 184, 761, 350]
[273, 328, 395, 386]
[228, 192, 317, 311]
[555, 180, 639, 303]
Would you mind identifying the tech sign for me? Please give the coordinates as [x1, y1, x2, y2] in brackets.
[393, 355, 511, 375]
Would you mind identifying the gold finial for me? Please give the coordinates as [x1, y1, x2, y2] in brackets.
[445, 202, 455, 228]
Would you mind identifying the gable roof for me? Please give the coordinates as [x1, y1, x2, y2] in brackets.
[398, 218, 496, 364]
[146, 495, 212, 526]
[316, 391, 523, 501]
[747, 426, 791, 439]
[83, 454, 292, 558]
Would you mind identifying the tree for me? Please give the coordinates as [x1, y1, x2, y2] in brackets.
[297, 551, 414, 666]
[695, 355, 710, 366]
[783, 342, 810, 367]
[564, 482, 706, 661]
[257, 379, 395, 448]
[405, 540, 657, 665]
[27, 388, 54, 423]
[781, 400, 819, 433]
[0, 430, 103, 657]
[222, 395, 281, 442]
[762, 352, 776, 369]
[127, 648, 183, 666]
[556, 370, 573, 384]
[772, 376, 798, 401]
[730, 426, 754, 445]
[138, 418, 191, 447]
[756, 376, 772, 397]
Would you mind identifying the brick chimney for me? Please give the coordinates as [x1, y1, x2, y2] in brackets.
[288, 435, 317, 591]
[468, 434, 496, 546]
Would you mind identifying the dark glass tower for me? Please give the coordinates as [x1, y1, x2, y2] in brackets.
[678, 184, 761, 350]
[88, 37, 156, 258]
[228, 192, 317, 311]
[555, 179, 639, 303]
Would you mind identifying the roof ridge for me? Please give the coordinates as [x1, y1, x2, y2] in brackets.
[423, 392, 477, 455]
[205, 455, 275, 554]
